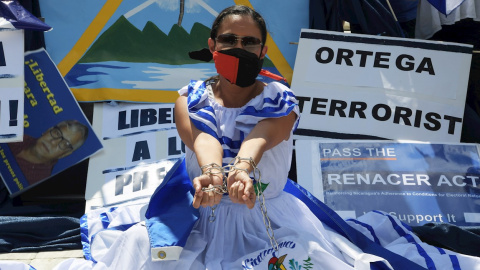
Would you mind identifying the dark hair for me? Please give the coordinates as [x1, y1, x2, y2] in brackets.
[210, 5, 267, 44]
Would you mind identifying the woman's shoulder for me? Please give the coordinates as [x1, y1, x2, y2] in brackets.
[257, 81, 297, 105]
[242, 81, 298, 115]
[262, 81, 295, 98]
[178, 80, 206, 96]
[264, 81, 292, 91]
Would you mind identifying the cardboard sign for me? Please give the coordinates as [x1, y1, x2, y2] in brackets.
[85, 102, 185, 210]
[296, 140, 480, 226]
[0, 30, 24, 143]
[291, 29, 473, 143]
[0, 49, 103, 196]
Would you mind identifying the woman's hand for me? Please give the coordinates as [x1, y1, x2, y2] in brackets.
[192, 173, 224, 209]
[227, 169, 256, 209]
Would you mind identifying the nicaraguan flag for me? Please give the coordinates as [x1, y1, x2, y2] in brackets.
[427, 0, 465, 15]
[0, 0, 51, 31]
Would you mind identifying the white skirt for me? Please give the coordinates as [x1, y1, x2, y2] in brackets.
[53, 192, 480, 270]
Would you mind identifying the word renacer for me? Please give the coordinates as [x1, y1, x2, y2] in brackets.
[326, 173, 480, 187]
[297, 97, 462, 135]
[315, 47, 435, 75]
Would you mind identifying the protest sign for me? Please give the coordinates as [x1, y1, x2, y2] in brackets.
[296, 140, 480, 226]
[85, 102, 184, 210]
[0, 1, 52, 142]
[0, 48, 103, 196]
[291, 29, 473, 143]
[0, 29, 24, 143]
[40, 0, 308, 103]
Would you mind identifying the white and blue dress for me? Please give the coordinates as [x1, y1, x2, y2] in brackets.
[52, 80, 480, 270]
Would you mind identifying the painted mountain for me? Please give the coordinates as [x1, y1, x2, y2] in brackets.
[78, 15, 274, 66]
[78, 16, 209, 64]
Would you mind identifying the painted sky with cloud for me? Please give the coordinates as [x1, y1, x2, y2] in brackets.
[41, 0, 308, 68]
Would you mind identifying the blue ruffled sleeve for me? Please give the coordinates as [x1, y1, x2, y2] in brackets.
[236, 82, 300, 134]
[178, 80, 220, 141]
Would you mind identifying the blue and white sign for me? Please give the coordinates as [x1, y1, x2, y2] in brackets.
[296, 140, 480, 226]
[0, 49, 103, 196]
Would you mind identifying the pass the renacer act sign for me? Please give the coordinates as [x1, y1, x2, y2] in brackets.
[296, 140, 480, 226]
[295, 140, 480, 226]
[291, 29, 473, 143]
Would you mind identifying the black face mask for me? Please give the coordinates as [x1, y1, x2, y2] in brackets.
[212, 48, 264, 87]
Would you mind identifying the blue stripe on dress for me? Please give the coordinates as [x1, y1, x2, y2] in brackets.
[222, 135, 242, 150]
[346, 218, 381, 245]
[404, 234, 437, 270]
[187, 81, 206, 109]
[241, 102, 295, 118]
[80, 213, 93, 261]
[449, 255, 461, 270]
[223, 149, 238, 159]
[263, 90, 296, 106]
[100, 207, 117, 229]
[190, 106, 217, 127]
[220, 134, 244, 160]
[263, 92, 283, 105]
[241, 92, 297, 118]
[373, 211, 436, 270]
[191, 118, 219, 141]
[436, 247, 461, 270]
[83, 207, 117, 263]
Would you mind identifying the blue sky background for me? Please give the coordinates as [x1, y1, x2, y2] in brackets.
[40, 0, 309, 68]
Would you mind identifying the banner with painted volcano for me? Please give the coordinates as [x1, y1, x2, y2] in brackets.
[40, 0, 309, 103]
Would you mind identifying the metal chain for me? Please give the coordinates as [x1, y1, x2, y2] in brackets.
[255, 182, 279, 251]
[200, 163, 228, 195]
[200, 157, 279, 251]
[244, 157, 279, 252]
[200, 163, 226, 223]
[208, 205, 217, 222]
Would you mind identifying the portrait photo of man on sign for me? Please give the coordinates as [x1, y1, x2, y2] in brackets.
[7, 120, 89, 185]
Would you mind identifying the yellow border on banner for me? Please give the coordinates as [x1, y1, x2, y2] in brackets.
[234, 0, 293, 84]
[57, 0, 123, 77]
[71, 88, 180, 103]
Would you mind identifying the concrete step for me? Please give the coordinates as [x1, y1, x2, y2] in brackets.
[0, 249, 84, 270]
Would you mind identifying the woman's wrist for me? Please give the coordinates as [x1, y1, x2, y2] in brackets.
[200, 162, 223, 175]
[230, 156, 257, 175]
